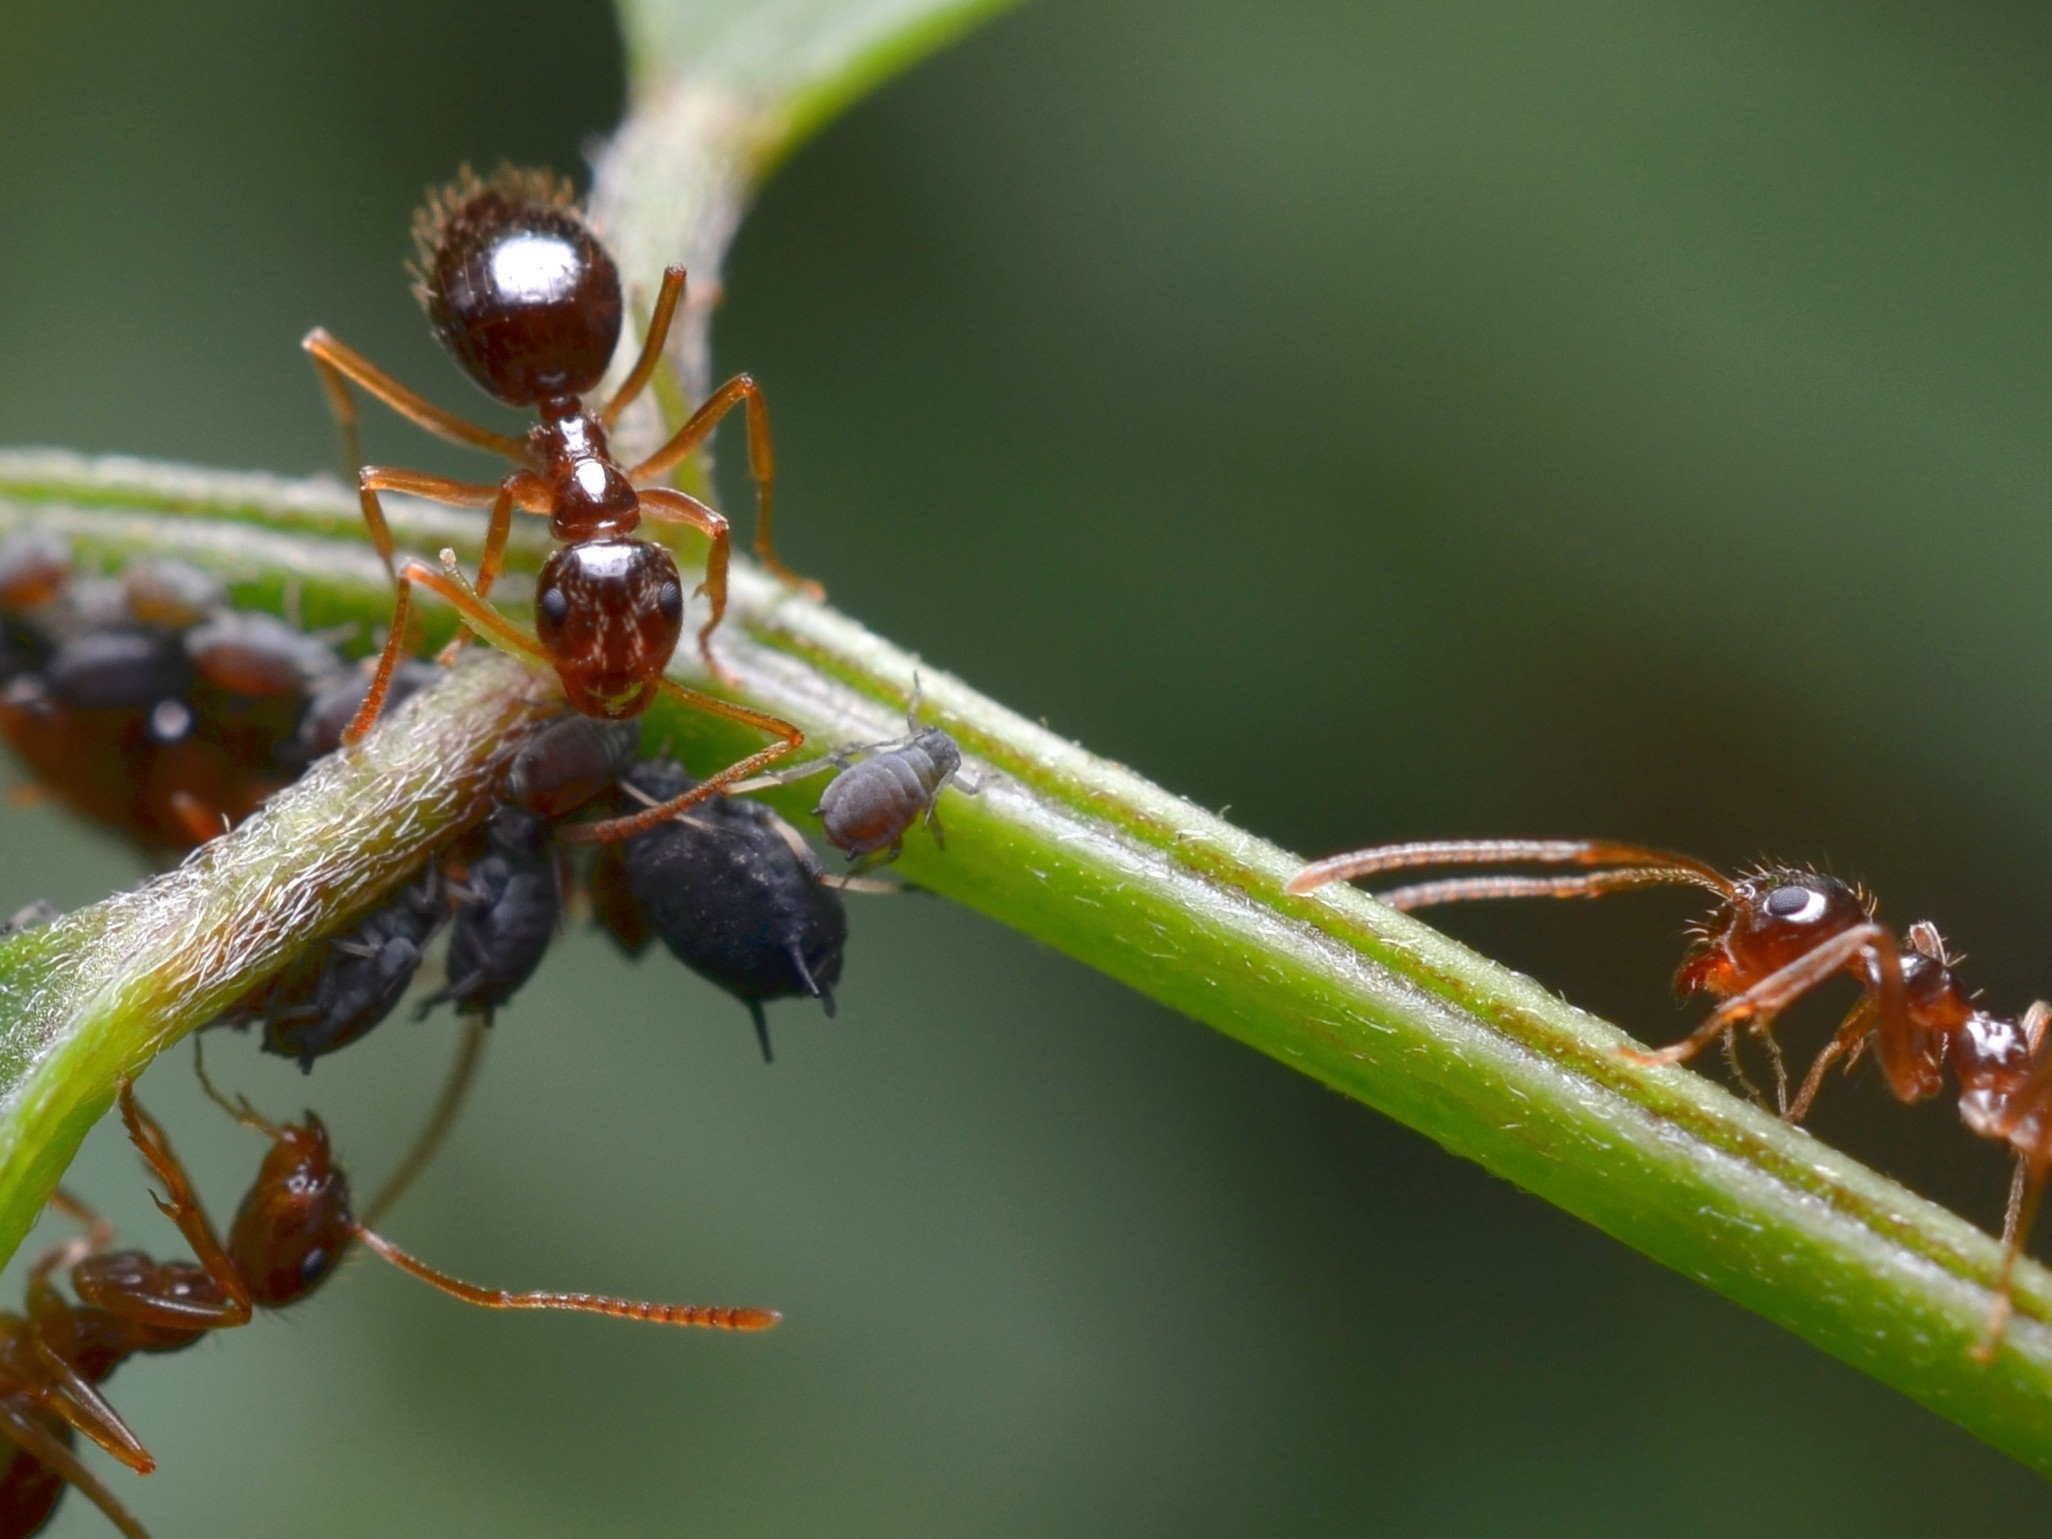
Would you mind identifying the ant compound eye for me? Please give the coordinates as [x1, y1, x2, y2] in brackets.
[1763, 884, 1826, 924]
[657, 581, 683, 622]
[538, 585, 570, 629]
[299, 1246, 331, 1287]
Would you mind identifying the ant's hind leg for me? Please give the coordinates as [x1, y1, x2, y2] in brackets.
[0, 1397, 150, 1539]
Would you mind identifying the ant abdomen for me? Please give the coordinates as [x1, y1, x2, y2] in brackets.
[414, 169, 622, 409]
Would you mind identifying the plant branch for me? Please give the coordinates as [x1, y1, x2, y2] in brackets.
[0, 450, 2047, 1475]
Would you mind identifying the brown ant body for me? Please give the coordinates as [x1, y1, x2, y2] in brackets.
[0, 1074, 775, 1538]
[1289, 838, 2052, 1353]
[304, 166, 817, 841]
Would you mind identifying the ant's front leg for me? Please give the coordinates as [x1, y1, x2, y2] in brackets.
[303, 327, 525, 477]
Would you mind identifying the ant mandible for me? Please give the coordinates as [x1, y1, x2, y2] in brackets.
[303, 166, 817, 840]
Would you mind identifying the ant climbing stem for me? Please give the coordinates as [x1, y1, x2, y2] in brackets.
[303, 166, 815, 840]
[1286, 839, 1912, 1114]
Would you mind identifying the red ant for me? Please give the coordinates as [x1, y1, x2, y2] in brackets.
[1288, 838, 2052, 1355]
[0, 1062, 775, 1537]
[303, 166, 817, 841]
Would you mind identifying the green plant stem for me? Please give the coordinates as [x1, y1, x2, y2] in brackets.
[0, 451, 2048, 1473]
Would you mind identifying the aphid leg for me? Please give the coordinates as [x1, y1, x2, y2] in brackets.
[639, 485, 734, 680]
[349, 1226, 782, 1331]
[1289, 838, 1731, 898]
[600, 266, 686, 429]
[109, 1084, 254, 1327]
[746, 1002, 775, 1065]
[363, 1017, 489, 1229]
[303, 328, 526, 461]
[0, 1397, 149, 1539]
[629, 371, 824, 600]
[1621, 922, 1885, 1070]
[1788, 994, 1880, 1122]
[557, 681, 803, 843]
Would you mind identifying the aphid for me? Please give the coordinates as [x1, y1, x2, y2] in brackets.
[0, 532, 70, 616]
[304, 166, 815, 839]
[222, 863, 446, 1070]
[501, 714, 639, 818]
[183, 611, 341, 700]
[0, 1076, 776, 1538]
[1287, 838, 2052, 1353]
[118, 560, 223, 631]
[758, 684, 981, 872]
[418, 805, 560, 1026]
[618, 758, 847, 1061]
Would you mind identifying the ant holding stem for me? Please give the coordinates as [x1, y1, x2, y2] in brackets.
[0, 1045, 775, 1538]
[1288, 837, 2052, 1354]
[303, 166, 819, 841]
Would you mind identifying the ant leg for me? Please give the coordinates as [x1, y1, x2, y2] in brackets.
[473, 471, 552, 602]
[1288, 839, 1731, 898]
[600, 266, 686, 428]
[29, 1189, 114, 1285]
[112, 1085, 253, 1326]
[356, 467, 506, 580]
[639, 485, 734, 678]
[1371, 867, 1726, 912]
[1975, 1156, 2048, 1359]
[0, 1398, 149, 1539]
[344, 556, 553, 744]
[303, 328, 526, 460]
[348, 1227, 780, 1330]
[1789, 995, 1880, 1122]
[557, 681, 803, 843]
[1622, 922, 1885, 1070]
[363, 1017, 489, 1228]
[630, 372, 823, 599]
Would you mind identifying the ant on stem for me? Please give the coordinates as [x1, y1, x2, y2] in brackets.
[0, 1045, 774, 1537]
[1288, 837, 2052, 1354]
[303, 166, 818, 841]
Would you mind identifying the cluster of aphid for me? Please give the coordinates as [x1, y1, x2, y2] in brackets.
[0, 165, 982, 1536]
[1289, 839, 2052, 1355]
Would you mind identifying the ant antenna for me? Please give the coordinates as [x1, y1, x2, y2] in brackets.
[347, 1226, 781, 1331]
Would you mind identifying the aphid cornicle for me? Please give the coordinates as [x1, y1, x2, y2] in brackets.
[0, 1074, 776, 1539]
[303, 165, 816, 842]
[617, 757, 847, 1062]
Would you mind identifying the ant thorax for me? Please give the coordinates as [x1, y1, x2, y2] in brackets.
[530, 400, 641, 539]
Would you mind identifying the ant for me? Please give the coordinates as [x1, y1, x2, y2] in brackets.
[0, 1064, 776, 1538]
[303, 166, 818, 841]
[1288, 837, 2052, 1354]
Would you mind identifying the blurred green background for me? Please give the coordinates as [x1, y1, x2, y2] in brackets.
[2, 0, 2050, 1531]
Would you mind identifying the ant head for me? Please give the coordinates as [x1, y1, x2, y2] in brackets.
[535, 538, 684, 719]
[226, 1113, 354, 1308]
[1687, 869, 1868, 994]
[412, 166, 622, 408]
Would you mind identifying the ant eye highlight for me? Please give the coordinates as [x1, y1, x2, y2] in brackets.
[1764, 884, 1825, 923]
